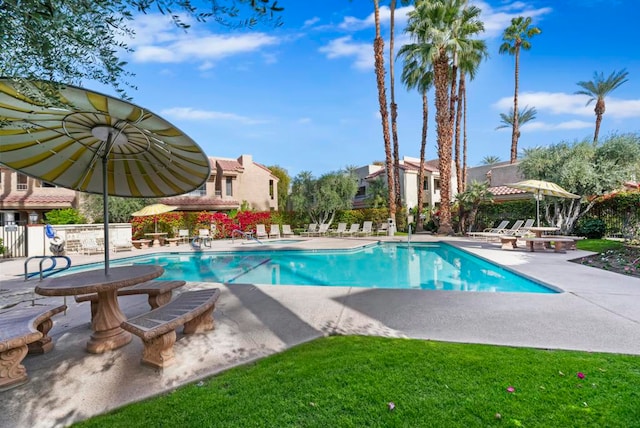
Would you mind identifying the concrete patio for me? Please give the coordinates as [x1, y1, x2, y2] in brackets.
[1, 235, 639, 428]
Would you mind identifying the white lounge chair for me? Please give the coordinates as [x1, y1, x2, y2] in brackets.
[178, 229, 190, 244]
[268, 224, 280, 239]
[375, 222, 388, 236]
[342, 223, 360, 236]
[281, 224, 295, 237]
[315, 223, 330, 236]
[301, 224, 318, 237]
[330, 222, 347, 236]
[255, 224, 268, 240]
[359, 221, 373, 236]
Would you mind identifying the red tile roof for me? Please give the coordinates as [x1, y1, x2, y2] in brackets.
[488, 186, 528, 196]
[216, 159, 243, 172]
[0, 194, 76, 209]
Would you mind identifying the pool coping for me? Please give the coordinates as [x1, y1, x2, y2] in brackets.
[1, 235, 639, 427]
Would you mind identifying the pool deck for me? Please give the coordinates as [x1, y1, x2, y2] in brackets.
[1, 235, 639, 427]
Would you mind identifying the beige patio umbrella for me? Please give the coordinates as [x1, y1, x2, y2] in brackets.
[131, 203, 178, 233]
[0, 79, 210, 274]
[507, 179, 581, 227]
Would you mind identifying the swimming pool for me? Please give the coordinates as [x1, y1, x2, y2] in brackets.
[65, 242, 556, 293]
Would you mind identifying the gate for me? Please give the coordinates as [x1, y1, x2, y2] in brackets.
[0, 220, 27, 258]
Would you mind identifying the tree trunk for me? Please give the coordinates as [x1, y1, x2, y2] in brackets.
[455, 73, 464, 193]
[462, 76, 468, 190]
[416, 90, 428, 231]
[510, 44, 521, 164]
[593, 98, 605, 143]
[434, 50, 454, 235]
[389, 0, 402, 215]
[373, 1, 396, 220]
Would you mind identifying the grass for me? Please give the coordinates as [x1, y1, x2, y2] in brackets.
[75, 336, 640, 427]
[576, 239, 624, 252]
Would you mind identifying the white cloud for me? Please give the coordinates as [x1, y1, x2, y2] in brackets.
[494, 92, 640, 119]
[338, 5, 413, 31]
[303, 17, 321, 28]
[161, 107, 268, 125]
[126, 13, 280, 65]
[318, 36, 373, 70]
[471, 1, 552, 38]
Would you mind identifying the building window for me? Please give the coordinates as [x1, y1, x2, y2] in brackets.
[434, 179, 441, 191]
[356, 186, 366, 197]
[423, 180, 429, 191]
[17, 173, 28, 191]
[187, 184, 206, 196]
[225, 177, 233, 196]
[269, 179, 274, 200]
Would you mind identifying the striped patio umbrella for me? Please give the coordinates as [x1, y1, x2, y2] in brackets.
[507, 179, 581, 227]
[0, 79, 210, 273]
[131, 203, 178, 233]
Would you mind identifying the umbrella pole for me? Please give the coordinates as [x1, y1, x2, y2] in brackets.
[536, 190, 540, 227]
[102, 135, 112, 276]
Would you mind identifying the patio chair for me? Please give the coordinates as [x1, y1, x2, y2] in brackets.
[255, 224, 268, 240]
[375, 222, 389, 236]
[342, 223, 360, 236]
[330, 222, 347, 237]
[301, 224, 318, 237]
[517, 219, 535, 234]
[467, 220, 510, 238]
[81, 237, 103, 255]
[315, 223, 330, 236]
[281, 224, 295, 237]
[268, 224, 280, 239]
[359, 221, 373, 236]
[178, 229, 190, 244]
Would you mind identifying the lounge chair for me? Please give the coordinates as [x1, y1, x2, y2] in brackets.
[359, 221, 373, 236]
[301, 224, 318, 237]
[330, 222, 347, 236]
[81, 237, 103, 255]
[255, 224, 268, 240]
[268, 224, 280, 239]
[111, 239, 132, 252]
[316, 223, 331, 236]
[178, 229, 190, 244]
[518, 219, 535, 234]
[474, 220, 526, 242]
[281, 225, 295, 237]
[342, 223, 360, 236]
[375, 222, 388, 236]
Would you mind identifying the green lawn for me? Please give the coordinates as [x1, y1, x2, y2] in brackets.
[576, 239, 624, 252]
[76, 336, 640, 427]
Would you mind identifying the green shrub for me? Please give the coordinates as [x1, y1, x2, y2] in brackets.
[0, 237, 4, 255]
[45, 208, 86, 224]
[575, 218, 607, 239]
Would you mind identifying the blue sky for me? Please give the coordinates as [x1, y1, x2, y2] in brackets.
[110, 0, 640, 178]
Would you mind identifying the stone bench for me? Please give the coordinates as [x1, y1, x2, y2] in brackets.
[165, 237, 181, 247]
[75, 280, 186, 321]
[121, 288, 220, 368]
[499, 236, 519, 250]
[131, 239, 152, 249]
[521, 237, 575, 253]
[540, 235, 585, 251]
[0, 303, 66, 391]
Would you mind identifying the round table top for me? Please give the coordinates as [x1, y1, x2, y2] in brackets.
[35, 265, 164, 297]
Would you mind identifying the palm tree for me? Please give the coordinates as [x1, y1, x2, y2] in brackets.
[495, 105, 537, 143]
[481, 155, 501, 165]
[389, 0, 401, 213]
[398, 42, 434, 231]
[499, 16, 541, 164]
[455, 181, 493, 232]
[405, 0, 484, 235]
[575, 69, 629, 143]
[372, 0, 396, 221]
[455, 39, 487, 193]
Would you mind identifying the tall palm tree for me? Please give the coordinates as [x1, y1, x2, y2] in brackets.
[499, 16, 541, 164]
[458, 45, 486, 191]
[495, 105, 537, 143]
[372, 0, 396, 221]
[575, 69, 629, 143]
[398, 42, 434, 231]
[455, 39, 487, 193]
[405, 0, 484, 235]
[389, 0, 412, 216]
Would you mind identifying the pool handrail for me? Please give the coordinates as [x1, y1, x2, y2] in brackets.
[232, 229, 263, 245]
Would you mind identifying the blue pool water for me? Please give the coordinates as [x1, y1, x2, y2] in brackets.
[64, 243, 556, 293]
